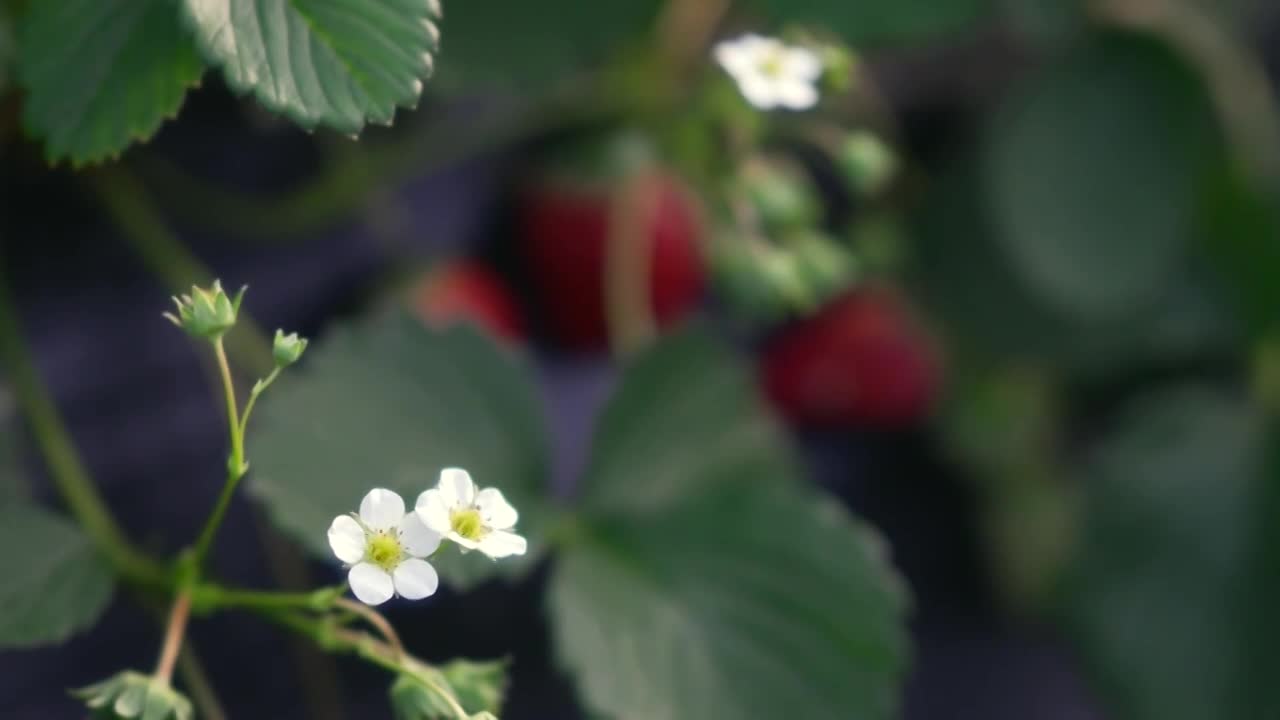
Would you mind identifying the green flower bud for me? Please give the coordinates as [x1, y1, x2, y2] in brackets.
[819, 43, 858, 94]
[737, 156, 820, 235]
[757, 244, 813, 309]
[72, 671, 193, 720]
[272, 329, 308, 367]
[163, 280, 245, 341]
[790, 230, 858, 304]
[839, 131, 898, 197]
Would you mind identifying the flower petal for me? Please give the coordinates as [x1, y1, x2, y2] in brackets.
[399, 511, 442, 557]
[415, 488, 452, 535]
[449, 532, 482, 551]
[775, 79, 819, 110]
[348, 563, 395, 606]
[741, 33, 780, 58]
[359, 488, 405, 532]
[477, 530, 527, 559]
[783, 47, 823, 81]
[737, 75, 781, 110]
[392, 558, 439, 600]
[438, 467, 475, 507]
[475, 487, 519, 530]
[714, 40, 755, 76]
[327, 515, 366, 564]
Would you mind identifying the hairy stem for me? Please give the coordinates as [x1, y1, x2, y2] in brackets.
[215, 339, 244, 473]
[215, 340, 241, 471]
[604, 173, 661, 356]
[190, 339, 246, 566]
[334, 597, 405, 660]
[270, 612, 467, 720]
[193, 583, 345, 613]
[0, 267, 164, 584]
[154, 591, 193, 686]
[238, 367, 280, 439]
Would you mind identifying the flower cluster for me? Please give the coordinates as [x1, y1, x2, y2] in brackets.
[328, 468, 526, 605]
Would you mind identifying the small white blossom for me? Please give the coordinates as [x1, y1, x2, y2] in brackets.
[714, 34, 823, 111]
[328, 488, 442, 606]
[416, 468, 527, 559]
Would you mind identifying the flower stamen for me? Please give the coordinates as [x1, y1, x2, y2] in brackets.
[450, 508, 485, 542]
[366, 532, 404, 572]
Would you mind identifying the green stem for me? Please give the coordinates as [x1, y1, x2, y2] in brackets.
[604, 172, 660, 356]
[267, 612, 468, 720]
[153, 590, 193, 686]
[238, 367, 280, 439]
[192, 583, 344, 613]
[334, 596, 405, 659]
[0, 267, 165, 584]
[215, 339, 244, 472]
[190, 339, 245, 565]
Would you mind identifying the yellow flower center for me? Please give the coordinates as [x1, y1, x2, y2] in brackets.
[366, 532, 403, 571]
[450, 508, 485, 541]
[759, 49, 785, 79]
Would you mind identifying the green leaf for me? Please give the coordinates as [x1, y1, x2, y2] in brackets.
[0, 502, 115, 648]
[393, 658, 506, 719]
[437, 658, 506, 716]
[0, 384, 27, 503]
[578, 331, 793, 512]
[180, 0, 440, 134]
[249, 311, 552, 590]
[17, 0, 205, 166]
[1062, 385, 1279, 720]
[916, 151, 1240, 380]
[997, 0, 1086, 47]
[754, 0, 988, 47]
[1200, 166, 1280, 336]
[983, 30, 1223, 321]
[431, 0, 660, 92]
[551, 331, 910, 720]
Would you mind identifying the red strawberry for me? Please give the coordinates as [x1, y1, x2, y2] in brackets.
[518, 170, 705, 352]
[762, 287, 941, 428]
[410, 261, 525, 344]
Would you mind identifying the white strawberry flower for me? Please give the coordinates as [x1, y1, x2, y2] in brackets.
[415, 468, 527, 559]
[714, 33, 823, 111]
[327, 488, 442, 606]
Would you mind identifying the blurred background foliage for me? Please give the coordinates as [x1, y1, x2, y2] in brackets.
[3, 0, 1280, 718]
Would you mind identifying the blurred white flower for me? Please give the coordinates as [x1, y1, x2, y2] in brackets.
[416, 468, 527, 559]
[714, 34, 823, 111]
[328, 488, 441, 606]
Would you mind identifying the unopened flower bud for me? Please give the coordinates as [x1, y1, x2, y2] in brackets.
[819, 43, 858, 94]
[737, 156, 820, 234]
[839, 131, 898, 197]
[273, 329, 308, 367]
[163, 280, 245, 341]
